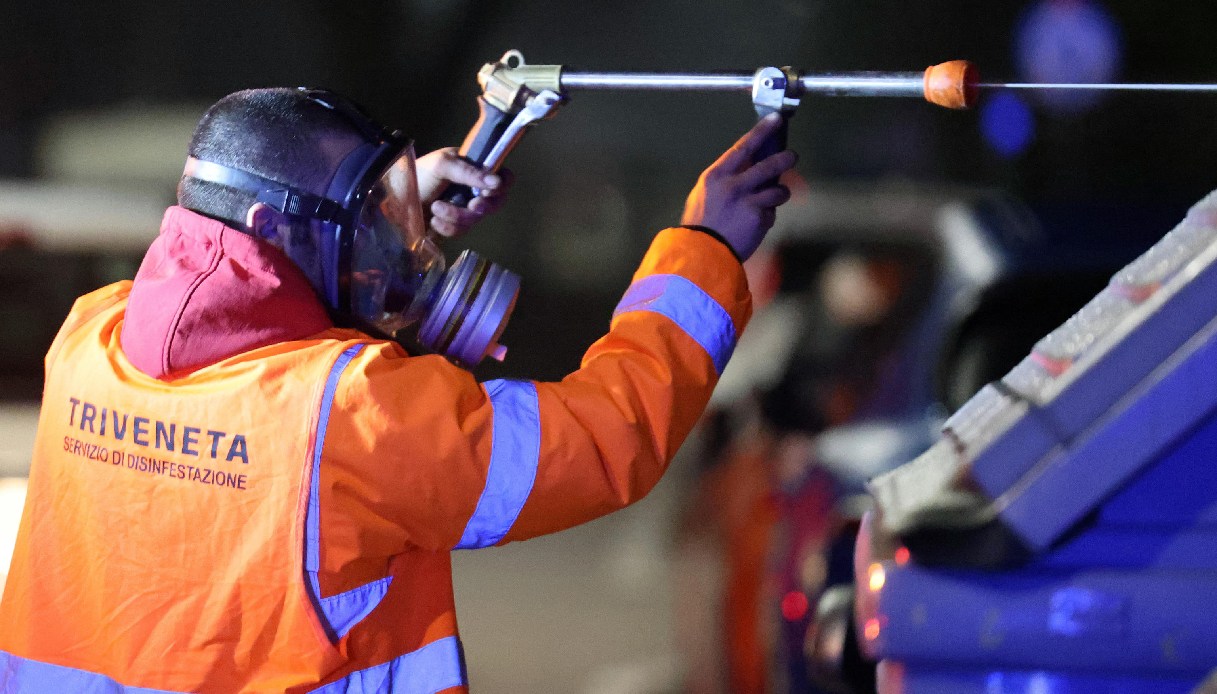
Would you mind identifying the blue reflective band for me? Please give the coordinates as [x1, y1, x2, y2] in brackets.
[310, 636, 467, 694]
[455, 380, 541, 550]
[307, 344, 389, 640]
[308, 345, 368, 574]
[613, 273, 735, 372]
[0, 651, 184, 693]
[613, 274, 737, 374]
[318, 575, 393, 639]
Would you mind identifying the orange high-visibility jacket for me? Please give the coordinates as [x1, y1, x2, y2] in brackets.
[0, 225, 751, 692]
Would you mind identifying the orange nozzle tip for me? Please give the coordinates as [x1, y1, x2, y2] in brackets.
[923, 60, 980, 110]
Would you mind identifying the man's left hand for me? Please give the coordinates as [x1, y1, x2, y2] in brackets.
[416, 148, 514, 238]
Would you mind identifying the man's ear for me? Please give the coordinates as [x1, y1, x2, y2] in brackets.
[245, 203, 284, 241]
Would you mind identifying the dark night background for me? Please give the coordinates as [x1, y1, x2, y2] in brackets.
[4, 0, 1216, 382]
[3, 2, 1216, 690]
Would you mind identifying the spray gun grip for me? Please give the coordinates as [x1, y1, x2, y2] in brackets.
[441, 51, 566, 207]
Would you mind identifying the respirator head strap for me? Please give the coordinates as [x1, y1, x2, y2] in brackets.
[255, 188, 346, 223]
[183, 157, 349, 225]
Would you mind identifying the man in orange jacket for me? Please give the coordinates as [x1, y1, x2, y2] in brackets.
[0, 87, 796, 692]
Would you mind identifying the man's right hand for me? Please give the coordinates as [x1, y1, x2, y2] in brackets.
[680, 113, 798, 261]
[415, 147, 516, 238]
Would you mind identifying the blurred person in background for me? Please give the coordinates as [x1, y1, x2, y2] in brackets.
[0, 87, 795, 692]
[676, 237, 934, 694]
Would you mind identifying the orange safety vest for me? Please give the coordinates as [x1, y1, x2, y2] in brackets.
[0, 227, 751, 692]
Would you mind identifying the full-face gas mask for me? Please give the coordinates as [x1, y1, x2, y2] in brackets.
[182, 88, 520, 368]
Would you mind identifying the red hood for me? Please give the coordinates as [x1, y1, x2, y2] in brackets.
[121, 206, 333, 379]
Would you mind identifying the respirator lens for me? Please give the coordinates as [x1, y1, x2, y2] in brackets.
[373, 144, 426, 246]
[349, 145, 445, 335]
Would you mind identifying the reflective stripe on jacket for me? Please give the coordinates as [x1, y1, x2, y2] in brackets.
[0, 225, 751, 692]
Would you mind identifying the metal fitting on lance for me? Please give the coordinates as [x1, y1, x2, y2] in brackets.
[477, 50, 564, 113]
[752, 66, 803, 116]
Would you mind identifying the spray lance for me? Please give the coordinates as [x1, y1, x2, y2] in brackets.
[424, 52, 977, 365]
[440, 50, 1217, 206]
[439, 50, 980, 205]
[428, 51, 1217, 365]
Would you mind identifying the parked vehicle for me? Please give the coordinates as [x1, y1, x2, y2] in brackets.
[674, 182, 1166, 693]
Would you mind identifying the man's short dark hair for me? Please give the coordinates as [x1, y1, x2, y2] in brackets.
[178, 88, 364, 229]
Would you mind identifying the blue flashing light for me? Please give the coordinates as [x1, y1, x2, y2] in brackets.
[1016, 0, 1124, 115]
[981, 91, 1035, 158]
